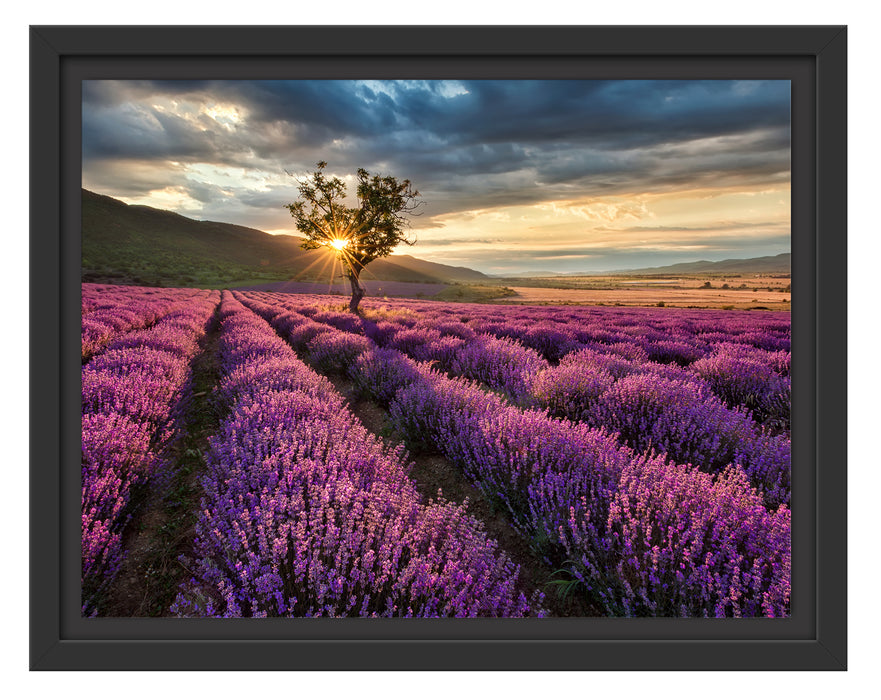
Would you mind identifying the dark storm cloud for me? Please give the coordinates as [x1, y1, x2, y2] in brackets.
[83, 79, 790, 185]
[398, 80, 789, 151]
[232, 81, 402, 138]
[84, 101, 227, 161]
[83, 80, 212, 107]
[83, 80, 403, 164]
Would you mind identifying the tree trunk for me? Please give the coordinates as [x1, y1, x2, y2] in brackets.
[347, 269, 366, 313]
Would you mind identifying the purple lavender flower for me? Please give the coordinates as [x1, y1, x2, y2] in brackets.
[81, 285, 219, 613]
[175, 294, 540, 617]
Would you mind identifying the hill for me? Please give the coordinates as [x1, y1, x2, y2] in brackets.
[611, 253, 791, 276]
[81, 189, 488, 288]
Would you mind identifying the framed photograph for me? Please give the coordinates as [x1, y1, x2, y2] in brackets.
[30, 25, 846, 670]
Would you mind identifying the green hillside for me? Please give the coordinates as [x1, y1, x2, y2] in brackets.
[81, 189, 488, 288]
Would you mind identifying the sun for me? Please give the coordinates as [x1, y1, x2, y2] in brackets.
[329, 238, 348, 251]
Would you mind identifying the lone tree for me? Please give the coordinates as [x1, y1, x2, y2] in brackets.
[286, 161, 423, 313]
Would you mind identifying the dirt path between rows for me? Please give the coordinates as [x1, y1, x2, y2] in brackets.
[325, 374, 601, 617]
[101, 311, 222, 616]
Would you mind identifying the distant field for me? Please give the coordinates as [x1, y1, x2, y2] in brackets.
[236, 274, 789, 309]
[501, 274, 790, 310]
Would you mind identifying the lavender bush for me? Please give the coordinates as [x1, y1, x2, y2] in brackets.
[174, 294, 539, 617]
[219, 291, 792, 616]
[81, 285, 219, 614]
[596, 460, 791, 617]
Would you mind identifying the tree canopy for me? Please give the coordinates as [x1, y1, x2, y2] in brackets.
[286, 162, 423, 312]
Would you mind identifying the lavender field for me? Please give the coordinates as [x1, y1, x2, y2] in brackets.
[82, 282, 791, 618]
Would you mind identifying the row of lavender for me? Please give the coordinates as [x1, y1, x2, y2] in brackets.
[81, 283, 210, 360]
[430, 300, 792, 436]
[241, 291, 790, 427]
[240, 292, 791, 509]
[81, 288, 219, 614]
[172, 292, 538, 617]
[234, 292, 790, 617]
[235, 291, 789, 353]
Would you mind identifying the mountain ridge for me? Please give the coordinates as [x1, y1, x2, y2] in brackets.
[81, 189, 488, 288]
[608, 253, 791, 275]
[489, 254, 791, 278]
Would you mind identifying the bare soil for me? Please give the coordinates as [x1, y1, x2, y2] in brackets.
[101, 314, 222, 616]
[326, 374, 601, 617]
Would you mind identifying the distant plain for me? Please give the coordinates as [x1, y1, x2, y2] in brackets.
[502, 274, 791, 309]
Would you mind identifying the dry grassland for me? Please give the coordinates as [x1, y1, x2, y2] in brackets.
[505, 275, 791, 310]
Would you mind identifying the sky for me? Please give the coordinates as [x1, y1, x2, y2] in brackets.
[82, 79, 791, 274]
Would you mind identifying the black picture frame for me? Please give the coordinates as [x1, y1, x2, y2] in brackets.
[30, 25, 846, 671]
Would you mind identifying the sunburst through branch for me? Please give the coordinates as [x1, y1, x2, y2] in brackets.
[287, 162, 423, 312]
